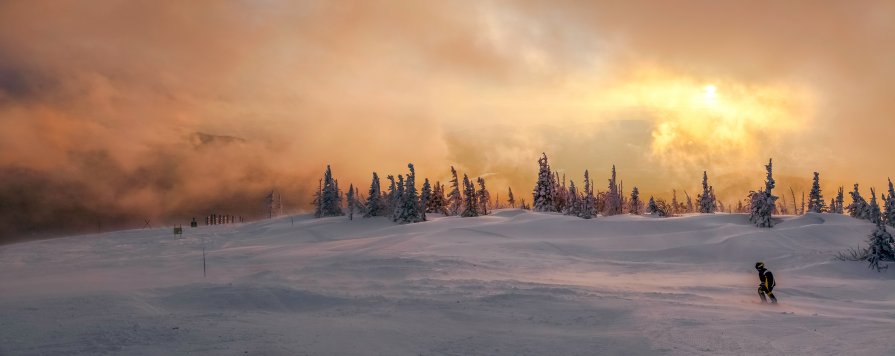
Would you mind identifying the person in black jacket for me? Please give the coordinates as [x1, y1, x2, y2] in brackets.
[755, 262, 777, 304]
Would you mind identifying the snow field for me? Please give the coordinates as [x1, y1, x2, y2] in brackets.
[1, 211, 893, 355]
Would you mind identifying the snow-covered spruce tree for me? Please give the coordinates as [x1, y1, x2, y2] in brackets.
[385, 175, 397, 215]
[834, 186, 845, 214]
[603, 165, 622, 216]
[447, 166, 463, 216]
[699, 171, 716, 213]
[425, 181, 442, 214]
[364, 173, 384, 217]
[646, 198, 670, 217]
[313, 179, 323, 218]
[865, 191, 895, 271]
[461, 174, 479, 217]
[885, 179, 895, 228]
[827, 187, 845, 214]
[507, 187, 515, 208]
[749, 189, 768, 225]
[868, 188, 881, 226]
[749, 158, 779, 228]
[532, 153, 557, 212]
[384, 175, 397, 216]
[594, 190, 605, 214]
[554, 172, 566, 213]
[579, 170, 596, 219]
[629, 187, 643, 215]
[439, 182, 449, 214]
[566, 180, 580, 216]
[396, 175, 405, 205]
[391, 175, 406, 222]
[438, 182, 448, 214]
[646, 196, 658, 215]
[867, 222, 895, 272]
[476, 177, 490, 215]
[420, 178, 431, 221]
[655, 199, 671, 217]
[395, 164, 423, 224]
[808, 172, 826, 213]
[315, 165, 344, 217]
[827, 190, 837, 214]
[347, 183, 355, 220]
[421, 178, 432, 210]
[846, 184, 870, 220]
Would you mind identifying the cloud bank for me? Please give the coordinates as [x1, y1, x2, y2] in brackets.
[1, 1, 893, 241]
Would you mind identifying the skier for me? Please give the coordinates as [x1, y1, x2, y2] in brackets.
[755, 262, 777, 304]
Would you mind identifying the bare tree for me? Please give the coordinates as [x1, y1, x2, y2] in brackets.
[790, 187, 798, 215]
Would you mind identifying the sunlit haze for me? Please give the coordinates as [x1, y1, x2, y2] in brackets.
[1, 0, 894, 241]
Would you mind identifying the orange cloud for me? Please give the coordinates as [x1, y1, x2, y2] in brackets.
[1, 1, 893, 241]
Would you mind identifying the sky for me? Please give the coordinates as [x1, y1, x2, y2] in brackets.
[1, 0, 894, 241]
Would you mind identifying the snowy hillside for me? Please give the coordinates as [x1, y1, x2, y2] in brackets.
[1, 211, 893, 355]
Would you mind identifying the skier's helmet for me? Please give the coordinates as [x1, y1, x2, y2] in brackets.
[755, 262, 765, 270]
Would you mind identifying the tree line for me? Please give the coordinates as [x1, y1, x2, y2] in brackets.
[312, 164, 499, 223]
[312, 153, 895, 271]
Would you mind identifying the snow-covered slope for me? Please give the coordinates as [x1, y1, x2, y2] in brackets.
[1, 211, 893, 355]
